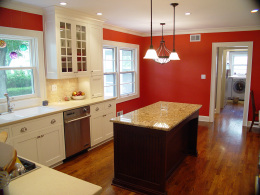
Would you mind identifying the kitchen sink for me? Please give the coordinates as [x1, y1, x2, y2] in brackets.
[0, 113, 24, 120]
[0, 106, 55, 121]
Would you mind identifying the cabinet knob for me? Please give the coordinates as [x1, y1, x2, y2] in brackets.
[108, 104, 112, 107]
[95, 107, 99, 111]
[20, 127, 27, 133]
[51, 119, 56, 124]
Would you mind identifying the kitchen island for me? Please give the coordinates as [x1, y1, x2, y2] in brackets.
[110, 101, 202, 195]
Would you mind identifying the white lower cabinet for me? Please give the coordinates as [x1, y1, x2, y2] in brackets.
[11, 113, 65, 167]
[90, 100, 116, 147]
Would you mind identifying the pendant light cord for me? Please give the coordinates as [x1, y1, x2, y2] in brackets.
[150, 0, 153, 49]
[171, 3, 178, 52]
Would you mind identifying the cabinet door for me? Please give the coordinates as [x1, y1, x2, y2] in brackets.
[89, 24, 103, 76]
[37, 125, 65, 167]
[75, 23, 89, 77]
[90, 114, 104, 146]
[91, 76, 104, 98]
[103, 112, 114, 140]
[12, 133, 39, 163]
[59, 20, 74, 77]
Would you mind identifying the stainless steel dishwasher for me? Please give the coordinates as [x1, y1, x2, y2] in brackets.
[64, 106, 91, 158]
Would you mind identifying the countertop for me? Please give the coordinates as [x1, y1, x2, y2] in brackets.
[8, 161, 102, 195]
[110, 101, 202, 131]
[0, 97, 116, 127]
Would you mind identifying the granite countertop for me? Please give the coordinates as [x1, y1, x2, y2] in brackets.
[0, 97, 116, 127]
[110, 101, 202, 131]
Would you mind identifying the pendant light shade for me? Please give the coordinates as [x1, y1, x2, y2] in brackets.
[170, 3, 180, 60]
[169, 51, 180, 60]
[144, 0, 158, 60]
[144, 48, 158, 59]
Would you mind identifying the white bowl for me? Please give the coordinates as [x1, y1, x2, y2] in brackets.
[72, 95, 85, 100]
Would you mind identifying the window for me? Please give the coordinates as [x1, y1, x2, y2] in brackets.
[229, 51, 248, 76]
[103, 41, 139, 103]
[0, 27, 45, 111]
[0, 37, 35, 99]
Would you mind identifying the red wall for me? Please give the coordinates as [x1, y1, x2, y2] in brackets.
[1, 8, 258, 119]
[104, 29, 260, 118]
[0, 7, 43, 31]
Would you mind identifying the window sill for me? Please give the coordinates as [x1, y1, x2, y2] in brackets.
[115, 94, 140, 104]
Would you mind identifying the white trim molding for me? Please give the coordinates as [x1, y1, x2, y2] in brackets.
[0, 26, 46, 112]
[209, 42, 253, 126]
[199, 116, 210, 122]
[0, 1, 43, 15]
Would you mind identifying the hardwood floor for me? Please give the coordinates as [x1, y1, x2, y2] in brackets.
[55, 102, 260, 194]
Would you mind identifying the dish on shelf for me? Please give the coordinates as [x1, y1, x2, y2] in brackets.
[72, 95, 85, 100]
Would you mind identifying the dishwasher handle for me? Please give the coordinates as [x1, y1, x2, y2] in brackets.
[65, 114, 91, 123]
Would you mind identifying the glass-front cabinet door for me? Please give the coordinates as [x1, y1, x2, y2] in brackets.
[76, 25, 87, 73]
[60, 22, 72, 73]
[58, 20, 88, 77]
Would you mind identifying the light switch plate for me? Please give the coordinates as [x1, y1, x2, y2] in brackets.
[201, 74, 206, 79]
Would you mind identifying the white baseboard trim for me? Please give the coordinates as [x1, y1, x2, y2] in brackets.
[247, 121, 260, 127]
[199, 116, 210, 122]
[88, 137, 114, 151]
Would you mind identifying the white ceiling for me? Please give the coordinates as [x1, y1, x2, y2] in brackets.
[6, 0, 260, 35]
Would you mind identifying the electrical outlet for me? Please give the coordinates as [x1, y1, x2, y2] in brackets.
[52, 84, 57, 91]
[117, 111, 124, 116]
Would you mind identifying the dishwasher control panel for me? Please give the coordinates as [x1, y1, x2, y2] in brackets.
[64, 106, 90, 120]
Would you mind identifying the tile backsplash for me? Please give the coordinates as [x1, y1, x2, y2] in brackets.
[46, 78, 78, 103]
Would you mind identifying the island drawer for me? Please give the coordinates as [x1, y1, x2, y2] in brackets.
[11, 113, 63, 137]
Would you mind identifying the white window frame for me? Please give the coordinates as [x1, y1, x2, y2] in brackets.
[0, 27, 46, 111]
[103, 40, 139, 104]
[229, 51, 248, 76]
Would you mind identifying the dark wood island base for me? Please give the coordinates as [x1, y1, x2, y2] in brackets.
[112, 109, 200, 195]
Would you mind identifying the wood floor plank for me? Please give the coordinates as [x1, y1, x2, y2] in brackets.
[55, 102, 260, 194]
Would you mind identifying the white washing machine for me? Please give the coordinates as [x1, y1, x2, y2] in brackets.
[232, 77, 246, 100]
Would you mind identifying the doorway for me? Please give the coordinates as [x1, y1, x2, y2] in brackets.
[209, 42, 253, 126]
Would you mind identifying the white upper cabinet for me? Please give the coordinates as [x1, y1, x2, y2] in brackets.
[44, 6, 103, 79]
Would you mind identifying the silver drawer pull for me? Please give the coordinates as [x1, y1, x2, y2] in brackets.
[65, 114, 91, 123]
[20, 127, 27, 133]
[108, 104, 112, 107]
[51, 119, 56, 124]
[95, 107, 99, 111]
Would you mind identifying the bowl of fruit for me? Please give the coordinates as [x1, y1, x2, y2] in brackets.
[71, 91, 85, 100]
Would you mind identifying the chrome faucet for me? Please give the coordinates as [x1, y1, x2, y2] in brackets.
[4, 93, 13, 113]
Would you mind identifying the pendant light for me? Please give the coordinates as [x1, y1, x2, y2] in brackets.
[144, 0, 158, 59]
[169, 3, 180, 60]
[155, 23, 171, 64]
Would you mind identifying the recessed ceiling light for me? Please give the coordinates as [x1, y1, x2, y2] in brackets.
[251, 9, 259, 13]
[60, 2, 67, 6]
[185, 12, 191, 15]
[97, 13, 102, 16]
